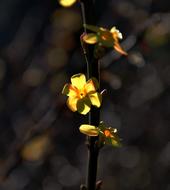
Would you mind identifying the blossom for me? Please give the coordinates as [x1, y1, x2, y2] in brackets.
[79, 121, 121, 147]
[62, 73, 102, 115]
[99, 123, 120, 147]
[58, 0, 77, 7]
[82, 24, 127, 56]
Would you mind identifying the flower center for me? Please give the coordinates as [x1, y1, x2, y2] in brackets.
[104, 130, 112, 137]
[101, 35, 107, 40]
[78, 89, 86, 99]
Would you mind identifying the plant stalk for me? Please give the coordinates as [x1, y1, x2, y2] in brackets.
[80, 1, 100, 190]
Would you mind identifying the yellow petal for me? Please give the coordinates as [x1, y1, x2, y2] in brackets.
[79, 124, 99, 136]
[88, 92, 102, 107]
[92, 78, 100, 89]
[114, 43, 127, 56]
[84, 79, 98, 93]
[83, 33, 98, 44]
[58, 0, 76, 7]
[104, 136, 121, 147]
[110, 26, 117, 33]
[111, 138, 122, 147]
[77, 97, 91, 115]
[67, 96, 79, 112]
[110, 27, 123, 39]
[71, 73, 86, 90]
[62, 84, 77, 97]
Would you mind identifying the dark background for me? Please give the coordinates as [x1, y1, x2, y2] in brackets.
[0, 0, 170, 189]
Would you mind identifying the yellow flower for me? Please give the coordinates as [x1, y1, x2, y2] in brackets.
[79, 122, 121, 147]
[79, 121, 121, 147]
[62, 73, 102, 115]
[58, 0, 77, 7]
[99, 122, 121, 147]
[82, 24, 127, 56]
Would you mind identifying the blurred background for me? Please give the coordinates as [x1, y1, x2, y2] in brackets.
[0, 0, 170, 189]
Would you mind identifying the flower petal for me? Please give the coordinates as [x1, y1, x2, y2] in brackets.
[110, 27, 123, 39]
[84, 78, 99, 93]
[110, 26, 117, 33]
[66, 96, 79, 112]
[105, 136, 121, 147]
[62, 84, 77, 97]
[77, 97, 91, 115]
[58, 0, 76, 7]
[88, 92, 102, 108]
[111, 138, 122, 147]
[114, 43, 127, 56]
[71, 73, 86, 90]
[79, 124, 99, 136]
[83, 33, 98, 44]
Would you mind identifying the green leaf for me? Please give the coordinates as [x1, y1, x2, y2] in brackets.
[83, 24, 101, 33]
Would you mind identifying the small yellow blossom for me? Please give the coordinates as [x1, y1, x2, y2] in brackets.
[99, 122, 120, 147]
[62, 73, 102, 115]
[58, 0, 77, 7]
[79, 122, 121, 147]
[82, 24, 127, 56]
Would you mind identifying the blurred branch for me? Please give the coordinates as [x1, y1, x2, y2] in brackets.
[0, 106, 58, 181]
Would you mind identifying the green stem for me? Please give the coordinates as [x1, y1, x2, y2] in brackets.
[80, 1, 100, 190]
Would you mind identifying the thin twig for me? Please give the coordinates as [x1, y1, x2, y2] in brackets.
[80, 0, 101, 190]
